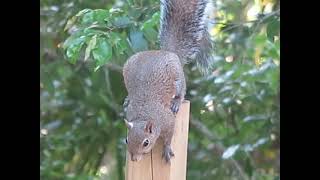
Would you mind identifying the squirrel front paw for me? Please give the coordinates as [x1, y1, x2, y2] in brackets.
[163, 145, 175, 163]
[170, 96, 181, 114]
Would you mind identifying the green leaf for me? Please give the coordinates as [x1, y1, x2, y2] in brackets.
[64, 9, 94, 31]
[126, 0, 133, 6]
[265, 40, 279, 59]
[57, 66, 72, 79]
[141, 12, 160, 30]
[42, 75, 55, 95]
[84, 35, 97, 61]
[83, 28, 105, 36]
[143, 28, 158, 43]
[62, 30, 83, 49]
[118, 36, 129, 54]
[141, 19, 153, 30]
[113, 16, 132, 28]
[151, 11, 160, 22]
[109, 32, 128, 55]
[43, 150, 51, 157]
[81, 11, 95, 25]
[254, 34, 268, 45]
[64, 35, 86, 64]
[267, 20, 280, 42]
[129, 30, 148, 52]
[64, 9, 92, 31]
[128, 7, 143, 19]
[81, 9, 109, 26]
[92, 37, 112, 66]
[109, 32, 121, 44]
[94, 9, 110, 24]
[216, 104, 227, 118]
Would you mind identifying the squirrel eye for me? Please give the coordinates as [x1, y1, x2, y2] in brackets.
[125, 138, 128, 144]
[143, 139, 149, 147]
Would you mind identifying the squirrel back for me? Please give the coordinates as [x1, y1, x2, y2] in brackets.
[159, 0, 213, 73]
[123, 50, 183, 109]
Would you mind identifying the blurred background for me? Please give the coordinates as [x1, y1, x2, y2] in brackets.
[40, 0, 280, 179]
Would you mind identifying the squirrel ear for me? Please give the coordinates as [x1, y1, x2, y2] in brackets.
[145, 121, 153, 134]
[124, 119, 133, 129]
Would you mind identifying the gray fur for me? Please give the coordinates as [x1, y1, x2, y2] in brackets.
[123, 0, 214, 163]
[123, 50, 185, 163]
[159, 0, 213, 72]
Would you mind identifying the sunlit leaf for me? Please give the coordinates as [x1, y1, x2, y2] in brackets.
[84, 35, 97, 61]
[44, 120, 62, 130]
[222, 97, 233, 105]
[43, 150, 51, 157]
[64, 16, 77, 31]
[141, 12, 160, 30]
[76, 9, 92, 17]
[94, 65, 101, 72]
[243, 114, 268, 122]
[222, 144, 240, 159]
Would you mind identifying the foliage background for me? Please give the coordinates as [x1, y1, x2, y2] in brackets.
[40, 0, 280, 179]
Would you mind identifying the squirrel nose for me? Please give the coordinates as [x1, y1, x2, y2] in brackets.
[131, 155, 142, 161]
[131, 155, 136, 161]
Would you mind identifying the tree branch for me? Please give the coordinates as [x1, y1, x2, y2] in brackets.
[211, 9, 280, 33]
[190, 116, 249, 180]
[105, 63, 123, 73]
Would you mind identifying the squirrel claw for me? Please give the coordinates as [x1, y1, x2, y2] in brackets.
[170, 97, 181, 114]
[163, 146, 175, 163]
[123, 96, 130, 118]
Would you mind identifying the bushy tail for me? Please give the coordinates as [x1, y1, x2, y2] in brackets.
[159, 0, 214, 73]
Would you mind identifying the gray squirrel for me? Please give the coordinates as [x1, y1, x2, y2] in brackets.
[123, 0, 213, 163]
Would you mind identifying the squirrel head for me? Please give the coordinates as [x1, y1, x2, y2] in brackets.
[124, 119, 160, 162]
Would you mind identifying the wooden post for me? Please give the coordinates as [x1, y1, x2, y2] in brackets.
[125, 101, 190, 180]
